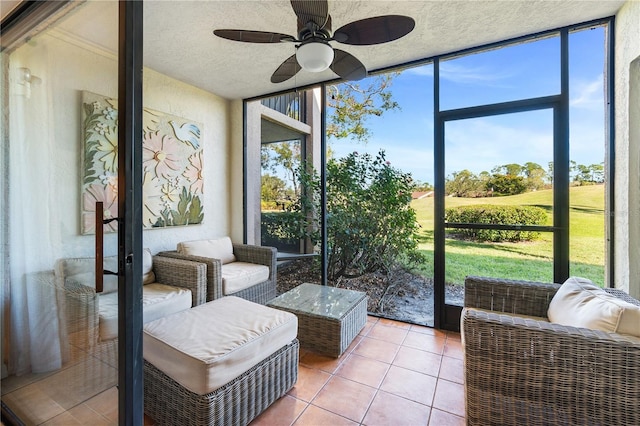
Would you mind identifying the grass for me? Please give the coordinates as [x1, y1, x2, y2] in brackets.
[411, 184, 606, 287]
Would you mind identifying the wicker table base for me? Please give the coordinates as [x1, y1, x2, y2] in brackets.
[267, 283, 367, 357]
[144, 339, 299, 426]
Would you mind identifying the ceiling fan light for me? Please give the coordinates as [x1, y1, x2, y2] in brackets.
[296, 42, 334, 72]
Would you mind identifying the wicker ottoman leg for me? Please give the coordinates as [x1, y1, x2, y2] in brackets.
[144, 340, 299, 426]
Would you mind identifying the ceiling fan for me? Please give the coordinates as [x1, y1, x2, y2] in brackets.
[213, 0, 415, 83]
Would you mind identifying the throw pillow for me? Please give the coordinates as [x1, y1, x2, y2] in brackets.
[548, 276, 640, 337]
[177, 237, 237, 264]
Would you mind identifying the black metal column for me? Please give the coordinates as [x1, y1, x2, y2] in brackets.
[433, 58, 444, 329]
[321, 84, 328, 285]
[118, 1, 144, 424]
[553, 29, 570, 283]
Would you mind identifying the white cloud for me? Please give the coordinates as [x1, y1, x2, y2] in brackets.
[570, 74, 604, 111]
[406, 62, 515, 87]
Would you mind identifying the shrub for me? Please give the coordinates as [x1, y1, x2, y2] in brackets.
[445, 204, 547, 242]
[290, 150, 425, 279]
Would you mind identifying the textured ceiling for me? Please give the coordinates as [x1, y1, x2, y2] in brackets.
[56, 0, 625, 100]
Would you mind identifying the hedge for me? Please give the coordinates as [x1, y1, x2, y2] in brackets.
[445, 204, 548, 242]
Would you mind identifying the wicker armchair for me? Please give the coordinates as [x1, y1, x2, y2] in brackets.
[159, 243, 277, 304]
[462, 275, 640, 426]
[55, 255, 207, 355]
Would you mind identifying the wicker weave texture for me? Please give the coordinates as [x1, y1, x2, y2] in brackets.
[144, 340, 299, 426]
[269, 291, 367, 358]
[463, 276, 640, 426]
[159, 243, 277, 305]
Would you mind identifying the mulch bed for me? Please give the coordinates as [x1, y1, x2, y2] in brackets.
[277, 258, 464, 326]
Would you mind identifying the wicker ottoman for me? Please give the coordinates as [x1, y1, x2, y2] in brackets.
[143, 296, 299, 426]
[267, 283, 367, 357]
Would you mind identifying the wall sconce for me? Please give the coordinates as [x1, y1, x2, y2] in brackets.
[15, 67, 41, 98]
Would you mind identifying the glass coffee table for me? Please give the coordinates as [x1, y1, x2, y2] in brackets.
[267, 283, 368, 358]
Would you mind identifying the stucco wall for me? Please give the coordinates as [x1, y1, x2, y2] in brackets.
[615, 0, 640, 298]
[8, 30, 231, 273]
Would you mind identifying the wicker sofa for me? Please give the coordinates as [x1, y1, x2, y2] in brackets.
[159, 237, 277, 305]
[462, 275, 640, 426]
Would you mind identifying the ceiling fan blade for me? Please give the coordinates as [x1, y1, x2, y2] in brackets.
[214, 29, 294, 43]
[333, 15, 415, 45]
[330, 49, 367, 81]
[290, 0, 329, 29]
[271, 54, 302, 83]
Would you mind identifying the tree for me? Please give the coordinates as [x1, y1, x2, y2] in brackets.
[523, 162, 546, 190]
[261, 174, 291, 206]
[327, 73, 400, 143]
[412, 180, 433, 191]
[589, 163, 605, 183]
[261, 141, 301, 196]
[491, 163, 523, 177]
[446, 169, 482, 197]
[488, 174, 527, 196]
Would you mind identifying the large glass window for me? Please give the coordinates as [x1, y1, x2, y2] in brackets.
[2, 2, 120, 422]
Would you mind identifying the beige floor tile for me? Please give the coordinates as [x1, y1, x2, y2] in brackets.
[362, 390, 431, 426]
[4, 385, 66, 425]
[429, 408, 466, 425]
[380, 365, 437, 406]
[287, 365, 331, 402]
[367, 323, 409, 345]
[432, 379, 465, 417]
[352, 336, 400, 364]
[250, 395, 308, 426]
[335, 353, 390, 388]
[311, 376, 377, 423]
[393, 345, 442, 377]
[439, 356, 464, 384]
[294, 404, 358, 426]
[403, 331, 446, 354]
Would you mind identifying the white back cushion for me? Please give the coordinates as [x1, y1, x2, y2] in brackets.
[142, 248, 156, 284]
[548, 277, 640, 337]
[55, 256, 119, 294]
[177, 237, 236, 264]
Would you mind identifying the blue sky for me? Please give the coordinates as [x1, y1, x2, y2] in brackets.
[328, 26, 606, 185]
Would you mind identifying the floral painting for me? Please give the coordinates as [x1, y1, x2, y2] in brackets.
[81, 91, 204, 234]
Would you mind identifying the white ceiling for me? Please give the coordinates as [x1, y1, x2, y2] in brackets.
[54, 0, 625, 100]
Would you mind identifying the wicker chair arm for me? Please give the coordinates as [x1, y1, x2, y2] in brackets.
[464, 275, 561, 317]
[233, 244, 277, 282]
[463, 307, 640, 425]
[157, 251, 223, 302]
[152, 255, 207, 306]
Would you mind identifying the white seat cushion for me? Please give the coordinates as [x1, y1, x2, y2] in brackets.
[221, 262, 270, 295]
[143, 296, 298, 395]
[548, 276, 640, 337]
[98, 284, 192, 341]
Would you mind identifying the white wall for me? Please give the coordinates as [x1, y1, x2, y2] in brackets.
[615, 0, 640, 298]
[9, 29, 231, 275]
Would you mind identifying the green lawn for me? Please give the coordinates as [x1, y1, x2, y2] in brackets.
[411, 185, 606, 287]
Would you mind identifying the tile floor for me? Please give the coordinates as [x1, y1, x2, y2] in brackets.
[2, 316, 465, 425]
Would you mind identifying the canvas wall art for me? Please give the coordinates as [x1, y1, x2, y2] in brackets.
[81, 91, 204, 234]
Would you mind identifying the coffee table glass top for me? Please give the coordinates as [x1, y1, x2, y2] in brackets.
[268, 283, 366, 320]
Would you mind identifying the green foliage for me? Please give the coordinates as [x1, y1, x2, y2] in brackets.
[154, 189, 203, 227]
[291, 150, 425, 279]
[327, 73, 400, 143]
[445, 204, 547, 242]
[261, 211, 302, 251]
[487, 174, 528, 196]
